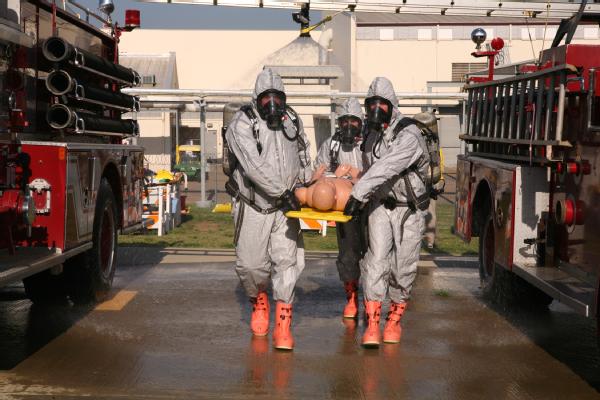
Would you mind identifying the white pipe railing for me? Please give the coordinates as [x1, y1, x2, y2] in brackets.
[123, 88, 468, 101]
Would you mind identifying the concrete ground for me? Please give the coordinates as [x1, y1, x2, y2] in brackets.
[0, 248, 599, 399]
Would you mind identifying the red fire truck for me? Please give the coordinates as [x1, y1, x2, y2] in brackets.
[0, 0, 144, 304]
[455, 5, 600, 328]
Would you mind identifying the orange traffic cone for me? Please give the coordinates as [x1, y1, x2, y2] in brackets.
[383, 302, 407, 344]
[250, 292, 270, 336]
[343, 280, 359, 319]
[362, 300, 382, 348]
[273, 302, 294, 350]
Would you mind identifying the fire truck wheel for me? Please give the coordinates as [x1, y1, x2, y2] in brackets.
[479, 214, 499, 299]
[23, 269, 67, 305]
[66, 179, 118, 304]
[479, 213, 552, 308]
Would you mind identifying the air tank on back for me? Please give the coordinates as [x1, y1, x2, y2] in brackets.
[413, 110, 441, 185]
[413, 111, 438, 135]
[222, 102, 244, 176]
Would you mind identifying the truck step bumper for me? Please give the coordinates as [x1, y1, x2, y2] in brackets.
[0, 244, 92, 287]
[514, 265, 597, 317]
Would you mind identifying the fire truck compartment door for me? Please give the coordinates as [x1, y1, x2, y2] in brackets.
[513, 166, 550, 267]
[490, 167, 514, 270]
[122, 150, 144, 229]
[454, 157, 472, 241]
[65, 152, 94, 247]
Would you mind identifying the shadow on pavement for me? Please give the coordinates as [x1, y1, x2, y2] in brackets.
[481, 293, 600, 392]
[0, 298, 92, 370]
[0, 254, 161, 371]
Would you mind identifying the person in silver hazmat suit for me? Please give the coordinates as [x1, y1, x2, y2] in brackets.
[315, 97, 365, 319]
[344, 77, 430, 347]
[225, 68, 312, 350]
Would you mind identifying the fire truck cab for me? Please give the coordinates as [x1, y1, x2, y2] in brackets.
[0, 0, 144, 304]
[455, 9, 600, 326]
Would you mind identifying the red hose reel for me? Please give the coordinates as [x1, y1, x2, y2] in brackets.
[0, 189, 35, 226]
[555, 198, 584, 226]
[556, 160, 591, 176]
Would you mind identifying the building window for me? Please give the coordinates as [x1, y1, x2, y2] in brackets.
[438, 28, 453, 40]
[417, 29, 432, 41]
[452, 62, 487, 82]
[521, 27, 535, 41]
[379, 28, 394, 41]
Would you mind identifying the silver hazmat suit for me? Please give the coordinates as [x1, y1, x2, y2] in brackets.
[225, 68, 312, 304]
[351, 77, 429, 304]
[315, 97, 364, 172]
[315, 97, 365, 283]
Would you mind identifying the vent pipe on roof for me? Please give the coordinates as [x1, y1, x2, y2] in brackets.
[318, 28, 333, 65]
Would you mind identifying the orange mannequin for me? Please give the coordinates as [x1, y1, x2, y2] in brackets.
[294, 164, 360, 212]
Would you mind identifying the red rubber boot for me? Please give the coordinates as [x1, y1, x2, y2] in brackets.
[273, 302, 294, 350]
[250, 292, 270, 336]
[343, 280, 359, 319]
[383, 302, 407, 344]
[362, 301, 382, 348]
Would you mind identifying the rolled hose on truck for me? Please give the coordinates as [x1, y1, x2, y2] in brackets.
[46, 104, 139, 136]
[46, 69, 140, 111]
[42, 36, 141, 86]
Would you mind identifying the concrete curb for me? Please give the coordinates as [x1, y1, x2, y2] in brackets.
[118, 246, 478, 267]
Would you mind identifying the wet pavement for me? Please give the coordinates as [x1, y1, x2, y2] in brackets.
[0, 248, 599, 399]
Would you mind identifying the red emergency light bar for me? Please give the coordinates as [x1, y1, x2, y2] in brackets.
[115, 9, 141, 38]
[125, 9, 141, 30]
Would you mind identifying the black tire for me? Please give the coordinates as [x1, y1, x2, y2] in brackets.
[479, 214, 499, 299]
[22, 269, 67, 305]
[479, 213, 552, 308]
[65, 178, 118, 304]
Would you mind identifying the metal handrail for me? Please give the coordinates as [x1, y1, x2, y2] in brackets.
[465, 64, 578, 90]
[466, 69, 569, 142]
[462, 64, 578, 162]
[65, 0, 111, 26]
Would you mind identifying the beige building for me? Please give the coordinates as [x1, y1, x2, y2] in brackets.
[120, 13, 600, 170]
[120, 52, 179, 171]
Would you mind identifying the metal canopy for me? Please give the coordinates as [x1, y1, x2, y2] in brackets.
[133, 0, 600, 19]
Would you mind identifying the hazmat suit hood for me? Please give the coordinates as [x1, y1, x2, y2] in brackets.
[336, 97, 364, 121]
[366, 77, 399, 121]
[253, 68, 286, 103]
[336, 97, 365, 146]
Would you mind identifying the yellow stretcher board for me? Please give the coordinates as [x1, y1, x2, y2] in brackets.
[286, 208, 352, 223]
